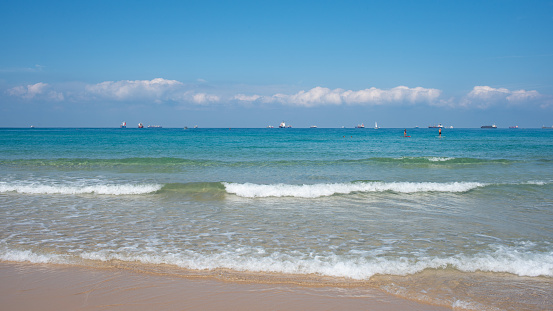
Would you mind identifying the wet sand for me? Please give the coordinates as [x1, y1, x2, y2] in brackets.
[1, 262, 450, 310]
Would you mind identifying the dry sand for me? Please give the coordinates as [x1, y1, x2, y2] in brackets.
[1, 262, 450, 310]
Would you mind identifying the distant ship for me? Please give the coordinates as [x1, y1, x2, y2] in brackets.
[481, 124, 497, 129]
[428, 124, 443, 128]
[374, 122, 379, 129]
[267, 125, 274, 128]
[509, 126, 519, 129]
[279, 122, 286, 128]
[120, 121, 127, 128]
[543, 125, 553, 129]
[310, 125, 317, 128]
[355, 123, 365, 128]
[138, 123, 144, 128]
[148, 125, 162, 128]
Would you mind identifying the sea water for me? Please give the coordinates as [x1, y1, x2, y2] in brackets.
[1, 127, 552, 310]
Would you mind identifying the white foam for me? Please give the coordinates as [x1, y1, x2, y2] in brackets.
[525, 180, 548, 185]
[3, 243, 552, 279]
[0, 182, 162, 195]
[428, 157, 456, 162]
[0, 248, 68, 264]
[451, 244, 553, 277]
[222, 181, 486, 198]
[76, 242, 553, 279]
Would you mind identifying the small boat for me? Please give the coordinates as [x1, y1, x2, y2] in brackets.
[355, 123, 365, 128]
[428, 124, 443, 128]
[138, 123, 144, 128]
[509, 126, 519, 129]
[120, 121, 127, 128]
[279, 122, 286, 128]
[374, 122, 379, 129]
[194, 125, 198, 128]
[310, 125, 317, 128]
[481, 124, 497, 129]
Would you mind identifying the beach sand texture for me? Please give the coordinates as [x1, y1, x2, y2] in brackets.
[1, 262, 449, 311]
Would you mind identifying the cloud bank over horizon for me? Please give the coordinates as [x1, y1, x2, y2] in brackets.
[5, 78, 551, 110]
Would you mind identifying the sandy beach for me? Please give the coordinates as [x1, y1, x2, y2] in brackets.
[1, 262, 450, 311]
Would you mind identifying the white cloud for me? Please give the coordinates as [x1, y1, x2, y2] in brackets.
[233, 94, 261, 101]
[83, 78, 221, 105]
[263, 86, 441, 107]
[7, 82, 49, 99]
[6, 80, 549, 110]
[6, 78, 221, 105]
[48, 91, 64, 101]
[85, 78, 184, 101]
[506, 89, 540, 102]
[460, 86, 543, 108]
[192, 93, 220, 104]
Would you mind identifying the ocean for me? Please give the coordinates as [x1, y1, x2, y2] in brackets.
[1, 127, 552, 310]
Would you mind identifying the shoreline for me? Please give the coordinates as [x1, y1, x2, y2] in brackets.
[1, 262, 450, 311]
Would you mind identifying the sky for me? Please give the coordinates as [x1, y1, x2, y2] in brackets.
[1, 0, 552, 128]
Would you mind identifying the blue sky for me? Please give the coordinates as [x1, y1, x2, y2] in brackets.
[1, 0, 552, 128]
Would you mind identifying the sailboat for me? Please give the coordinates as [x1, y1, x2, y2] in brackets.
[374, 122, 379, 129]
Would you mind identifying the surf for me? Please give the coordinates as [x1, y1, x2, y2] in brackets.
[0, 182, 162, 195]
[222, 181, 487, 198]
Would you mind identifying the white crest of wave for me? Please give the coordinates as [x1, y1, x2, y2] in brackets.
[4, 242, 552, 279]
[78, 247, 553, 279]
[428, 157, 455, 162]
[525, 180, 548, 185]
[222, 181, 485, 198]
[0, 248, 68, 264]
[0, 182, 162, 195]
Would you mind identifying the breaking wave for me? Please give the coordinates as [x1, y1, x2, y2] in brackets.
[0, 182, 162, 195]
[2, 180, 549, 198]
[2, 243, 552, 279]
[222, 181, 486, 198]
[0, 156, 517, 170]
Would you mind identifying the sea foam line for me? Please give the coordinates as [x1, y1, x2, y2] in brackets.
[222, 181, 486, 198]
[0, 183, 162, 195]
[3, 245, 551, 279]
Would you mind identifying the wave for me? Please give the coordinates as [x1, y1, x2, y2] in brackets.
[0, 156, 518, 169]
[0, 182, 162, 195]
[222, 181, 487, 198]
[363, 157, 515, 165]
[1, 180, 550, 197]
[0, 157, 221, 170]
[2, 243, 552, 279]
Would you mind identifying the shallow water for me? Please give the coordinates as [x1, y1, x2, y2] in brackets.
[1, 127, 552, 309]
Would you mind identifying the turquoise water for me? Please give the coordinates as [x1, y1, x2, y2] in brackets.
[1, 128, 552, 310]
